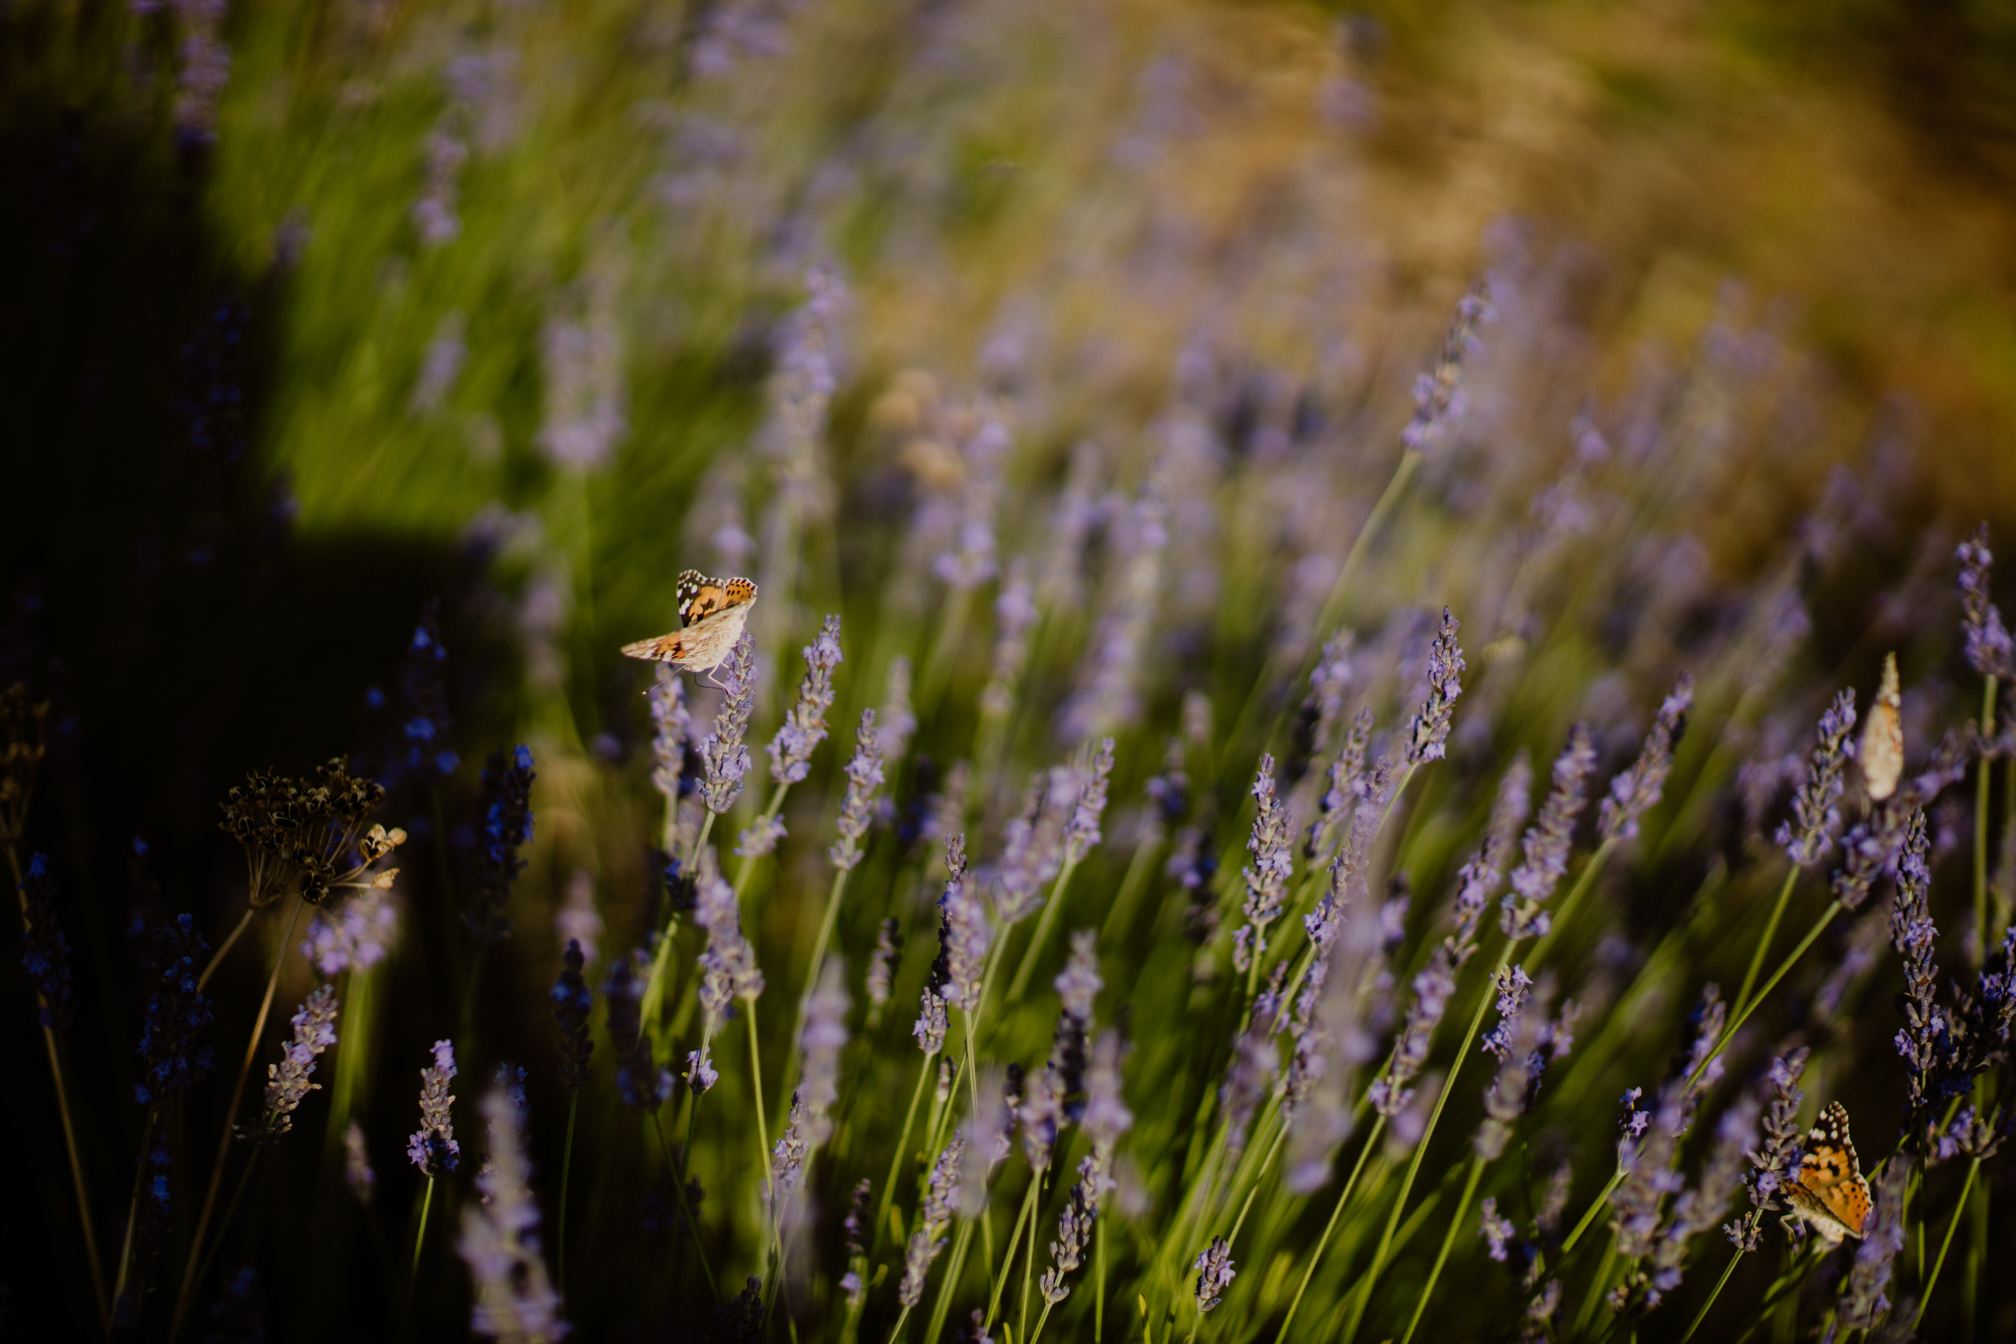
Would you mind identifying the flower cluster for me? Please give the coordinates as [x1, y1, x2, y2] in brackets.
[465, 745, 535, 941]
[408, 1039, 460, 1176]
[220, 760, 389, 906]
[768, 615, 843, 786]
[239, 985, 340, 1146]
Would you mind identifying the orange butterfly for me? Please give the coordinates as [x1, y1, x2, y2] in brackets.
[1783, 1102, 1872, 1244]
[621, 570, 757, 674]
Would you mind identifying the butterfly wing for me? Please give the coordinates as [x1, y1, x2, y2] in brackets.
[1785, 1102, 1871, 1243]
[1861, 653, 1904, 801]
[621, 631, 692, 664]
[627, 572, 756, 671]
[677, 571, 759, 627]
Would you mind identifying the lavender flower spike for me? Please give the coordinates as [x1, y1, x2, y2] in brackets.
[1405, 607, 1466, 766]
[695, 846, 764, 1014]
[1062, 738, 1116, 866]
[829, 710, 884, 873]
[700, 632, 757, 814]
[937, 836, 989, 1011]
[1501, 725, 1598, 941]
[552, 940, 593, 1091]
[1598, 673, 1693, 842]
[1192, 1236, 1236, 1313]
[771, 957, 849, 1202]
[1837, 1157, 1911, 1332]
[1234, 756, 1294, 973]
[898, 1134, 966, 1307]
[1728, 1048, 1807, 1249]
[1776, 690, 1857, 867]
[408, 1040, 460, 1175]
[239, 985, 339, 1146]
[1888, 811, 1947, 1118]
[647, 663, 690, 817]
[1400, 279, 1492, 452]
[458, 1083, 569, 1342]
[768, 615, 843, 786]
[1957, 524, 2016, 681]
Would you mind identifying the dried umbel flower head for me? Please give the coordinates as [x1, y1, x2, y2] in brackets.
[219, 759, 393, 906]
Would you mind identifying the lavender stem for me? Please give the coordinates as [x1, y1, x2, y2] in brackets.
[1276, 1114, 1391, 1339]
[1916, 1158, 1980, 1329]
[1732, 865, 1801, 1019]
[1005, 855, 1082, 1005]
[873, 1055, 934, 1259]
[1976, 676, 1998, 963]
[1399, 1151, 1486, 1344]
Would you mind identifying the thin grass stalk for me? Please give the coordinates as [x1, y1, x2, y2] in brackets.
[648, 1110, 719, 1301]
[1559, 1167, 1626, 1258]
[1020, 1167, 1045, 1339]
[1733, 866, 1800, 1019]
[171, 896, 307, 1339]
[6, 844, 109, 1331]
[193, 907, 256, 993]
[1915, 1157, 1981, 1330]
[1096, 1213, 1107, 1342]
[1399, 1151, 1484, 1344]
[1678, 1245, 1744, 1344]
[558, 1092, 579, 1292]
[191, 1149, 262, 1314]
[925, 1219, 976, 1344]
[1275, 1114, 1388, 1338]
[775, 868, 852, 1119]
[1975, 677, 1997, 959]
[1005, 856, 1083, 1005]
[410, 1175, 435, 1286]
[1965, 1182, 1987, 1333]
[919, 586, 974, 719]
[746, 1005, 773, 1216]
[874, 1053, 934, 1257]
[1573, 1238, 1619, 1337]
[1339, 948, 1515, 1343]
[1693, 901, 1845, 1086]
[985, 1172, 1041, 1329]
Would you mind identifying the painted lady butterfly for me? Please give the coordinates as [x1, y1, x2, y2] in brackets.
[620, 570, 757, 674]
[1783, 1101, 1872, 1245]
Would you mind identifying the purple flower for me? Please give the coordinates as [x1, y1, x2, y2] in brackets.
[1405, 608, 1465, 765]
[828, 710, 885, 871]
[408, 1040, 460, 1175]
[1234, 756, 1294, 971]
[936, 836, 989, 1010]
[1502, 726, 1597, 941]
[867, 918, 901, 1008]
[458, 1083, 569, 1341]
[648, 662, 691, 814]
[239, 985, 339, 1146]
[1062, 738, 1116, 865]
[695, 846, 764, 1014]
[1598, 673, 1692, 842]
[898, 1135, 965, 1307]
[1192, 1236, 1236, 1313]
[1399, 280, 1491, 452]
[465, 745, 535, 943]
[768, 616, 843, 785]
[135, 912, 214, 1107]
[1957, 525, 2015, 681]
[1480, 1197, 1516, 1263]
[1837, 1158, 1910, 1331]
[700, 633, 757, 813]
[552, 940, 593, 1091]
[303, 885, 398, 977]
[17, 854, 73, 1029]
[1777, 690, 1858, 867]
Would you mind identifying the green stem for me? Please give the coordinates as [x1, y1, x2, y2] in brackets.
[558, 1092, 579, 1292]
[1560, 1168, 1626, 1258]
[1527, 841, 1613, 970]
[1678, 1245, 1744, 1344]
[1030, 1298, 1056, 1344]
[925, 1219, 975, 1344]
[649, 1110, 720, 1301]
[1314, 448, 1421, 652]
[1734, 867, 1800, 1020]
[1693, 901, 1844, 1088]
[1573, 1239, 1618, 1337]
[193, 906, 257, 994]
[411, 1176, 435, 1283]
[733, 784, 791, 900]
[1343, 949, 1515, 1343]
[986, 1174, 1041, 1329]
[1275, 1114, 1388, 1339]
[1399, 1152, 1484, 1344]
[747, 1003, 774, 1213]
[875, 1052, 935, 1258]
[1005, 857, 1082, 1005]
[1914, 1157, 1980, 1330]
[1020, 1168, 1045, 1341]
[1095, 1213, 1107, 1342]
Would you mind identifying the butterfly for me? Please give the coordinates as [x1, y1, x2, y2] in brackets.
[620, 570, 757, 674]
[1860, 652, 1904, 802]
[1783, 1101, 1872, 1245]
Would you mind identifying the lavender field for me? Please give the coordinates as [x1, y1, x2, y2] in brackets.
[3, 1, 2016, 1341]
